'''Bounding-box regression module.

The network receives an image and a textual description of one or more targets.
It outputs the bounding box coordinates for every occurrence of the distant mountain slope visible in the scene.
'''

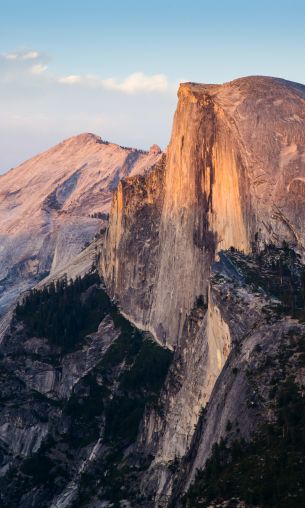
[0,133,161,315]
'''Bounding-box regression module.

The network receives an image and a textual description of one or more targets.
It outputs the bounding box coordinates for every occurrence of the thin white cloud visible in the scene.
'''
[2,49,174,95]
[4,53,18,60]
[22,51,40,60]
[1,50,41,61]
[31,64,48,75]
[101,72,168,93]
[57,71,170,94]
[57,75,83,84]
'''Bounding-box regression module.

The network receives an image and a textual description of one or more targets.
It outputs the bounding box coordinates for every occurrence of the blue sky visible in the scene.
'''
[1,0,305,172]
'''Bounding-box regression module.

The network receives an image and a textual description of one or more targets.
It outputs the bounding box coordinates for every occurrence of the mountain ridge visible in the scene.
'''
[0,133,161,317]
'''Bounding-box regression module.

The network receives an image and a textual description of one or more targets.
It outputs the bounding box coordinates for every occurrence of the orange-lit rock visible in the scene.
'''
[101,76,305,505]
[102,76,305,349]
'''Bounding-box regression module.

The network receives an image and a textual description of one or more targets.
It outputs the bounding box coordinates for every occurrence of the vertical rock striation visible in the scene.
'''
[102,77,305,348]
[101,154,166,342]
[101,76,305,505]
[137,290,231,506]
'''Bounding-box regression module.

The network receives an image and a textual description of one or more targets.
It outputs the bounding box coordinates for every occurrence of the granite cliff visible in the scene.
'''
[102,76,305,347]
[100,76,305,505]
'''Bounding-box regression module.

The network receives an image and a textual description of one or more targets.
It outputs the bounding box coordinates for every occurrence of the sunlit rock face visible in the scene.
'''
[0,133,161,315]
[101,76,305,505]
[103,76,305,349]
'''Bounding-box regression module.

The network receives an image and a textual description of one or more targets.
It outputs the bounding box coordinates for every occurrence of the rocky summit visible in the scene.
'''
[1,76,305,508]
[0,134,161,317]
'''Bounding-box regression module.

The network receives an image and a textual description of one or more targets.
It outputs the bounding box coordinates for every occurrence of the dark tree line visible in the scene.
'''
[228,243,305,320]
[15,272,113,352]
[183,379,305,508]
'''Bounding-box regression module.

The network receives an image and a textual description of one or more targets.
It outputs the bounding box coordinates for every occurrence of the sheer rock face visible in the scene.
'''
[102,76,305,350]
[0,134,160,315]
[137,292,231,505]
[101,76,305,505]
[101,155,166,340]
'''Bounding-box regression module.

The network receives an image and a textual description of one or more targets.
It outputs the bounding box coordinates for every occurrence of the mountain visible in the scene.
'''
[103,76,305,348]
[0,133,161,316]
[100,76,305,505]
[1,76,305,508]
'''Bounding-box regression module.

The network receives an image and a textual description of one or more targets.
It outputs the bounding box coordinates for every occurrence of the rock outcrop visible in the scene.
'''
[172,247,305,507]
[0,271,172,508]
[0,134,161,316]
[102,77,305,349]
[100,76,305,505]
